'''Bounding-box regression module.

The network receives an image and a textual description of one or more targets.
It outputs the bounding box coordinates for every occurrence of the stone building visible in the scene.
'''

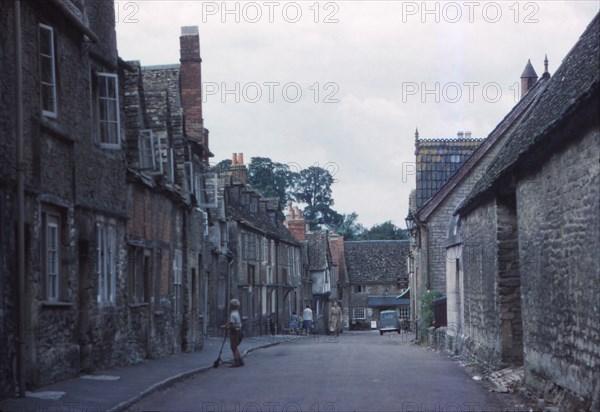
[345,241,410,330]
[408,133,482,323]
[121,26,212,358]
[408,61,550,340]
[0,0,128,396]
[454,14,599,410]
[220,156,303,336]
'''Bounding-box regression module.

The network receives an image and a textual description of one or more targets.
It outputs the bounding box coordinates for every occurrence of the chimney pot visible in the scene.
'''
[457,131,464,138]
[465,131,472,138]
[232,153,238,165]
[238,153,244,165]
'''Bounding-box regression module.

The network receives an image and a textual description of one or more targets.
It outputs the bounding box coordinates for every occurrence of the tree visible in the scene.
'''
[211,159,232,174]
[362,221,408,240]
[335,212,366,240]
[293,166,341,228]
[247,157,297,206]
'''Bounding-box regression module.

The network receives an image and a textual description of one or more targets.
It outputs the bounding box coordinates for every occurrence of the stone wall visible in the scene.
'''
[516,128,600,410]
[459,200,502,367]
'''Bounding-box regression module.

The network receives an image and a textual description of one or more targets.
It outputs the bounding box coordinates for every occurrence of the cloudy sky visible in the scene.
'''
[116,1,599,228]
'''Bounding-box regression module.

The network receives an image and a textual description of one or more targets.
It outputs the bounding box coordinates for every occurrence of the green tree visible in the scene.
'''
[211,159,232,174]
[293,166,342,228]
[362,221,408,240]
[335,212,366,240]
[247,157,297,206]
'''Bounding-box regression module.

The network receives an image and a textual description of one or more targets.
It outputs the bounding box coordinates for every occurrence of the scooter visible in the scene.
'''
[212,330,228,368]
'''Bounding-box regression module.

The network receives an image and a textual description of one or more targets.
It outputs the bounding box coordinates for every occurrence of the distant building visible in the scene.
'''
[345,241,410,330]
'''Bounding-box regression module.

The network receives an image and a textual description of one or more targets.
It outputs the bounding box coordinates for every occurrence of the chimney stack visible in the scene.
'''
[180,26,203,140]
[284,201,306,241]
[229,152,247,185]
[520,59,538,98]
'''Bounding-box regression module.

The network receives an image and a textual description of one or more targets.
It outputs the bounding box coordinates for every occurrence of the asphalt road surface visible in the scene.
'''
[129,331,529,412]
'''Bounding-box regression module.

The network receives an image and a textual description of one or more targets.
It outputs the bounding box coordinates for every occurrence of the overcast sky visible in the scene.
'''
[116,1,599,228]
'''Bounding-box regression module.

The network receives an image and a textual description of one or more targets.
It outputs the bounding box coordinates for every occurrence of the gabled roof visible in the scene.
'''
[416,72,551,222]
[225,187,299,245]
[460,12,600,214]
[345,241,410,283]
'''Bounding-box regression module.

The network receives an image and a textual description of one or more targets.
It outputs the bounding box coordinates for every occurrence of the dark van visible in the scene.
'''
[378,310,400,335]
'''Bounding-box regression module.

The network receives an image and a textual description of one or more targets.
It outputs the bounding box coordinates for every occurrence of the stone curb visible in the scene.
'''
[109,338,293,412]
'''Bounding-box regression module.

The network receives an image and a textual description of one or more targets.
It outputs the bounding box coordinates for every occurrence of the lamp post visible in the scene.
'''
[405,211,416,237]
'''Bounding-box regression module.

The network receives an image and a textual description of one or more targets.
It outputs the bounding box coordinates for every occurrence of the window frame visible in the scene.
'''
[39,24,58,118]
[138,129,162,173]
[173,249,183,316]
[353,307,366,320]
[94,72,121,149]
[44,213,61,301]
[97,222,117,305]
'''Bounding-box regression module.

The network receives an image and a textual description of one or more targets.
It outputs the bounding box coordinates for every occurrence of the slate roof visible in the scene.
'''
[225,187,299,245]
[345,241,410,283]
[415,138,483,210]
[306,231,330,271]
[460,12,600,213]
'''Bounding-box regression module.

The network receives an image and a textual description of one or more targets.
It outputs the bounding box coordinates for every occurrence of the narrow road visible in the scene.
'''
[130,331,527,412]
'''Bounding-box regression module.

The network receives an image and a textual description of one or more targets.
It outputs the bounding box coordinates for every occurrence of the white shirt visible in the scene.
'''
[302,308,313,321]
[230,310,241,331]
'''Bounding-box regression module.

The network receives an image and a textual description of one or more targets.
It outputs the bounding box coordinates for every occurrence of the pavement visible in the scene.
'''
[0,333,305,412]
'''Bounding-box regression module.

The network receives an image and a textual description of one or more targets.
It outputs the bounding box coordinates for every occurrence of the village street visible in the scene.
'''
[130,331,529,412]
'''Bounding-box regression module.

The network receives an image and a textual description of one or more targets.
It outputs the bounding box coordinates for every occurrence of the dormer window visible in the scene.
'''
[138,130,162,173]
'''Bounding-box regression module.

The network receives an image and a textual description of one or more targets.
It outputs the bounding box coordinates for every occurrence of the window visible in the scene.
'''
[43,213,60,301]
[242,232,258,261]
[138,130,162,173]
[202,211,209,237]
[450,154,461,163]
[197,173,218,208]
[94,72,120,148]
[164,148,175,184]
[399,306,410,319]
[353,307,366,320]
[173,250,183,316]
[128,246,149,304]
[39,24,57,117]
[97,222,116,305]
[184,161,193,195]
[354,284,366,293]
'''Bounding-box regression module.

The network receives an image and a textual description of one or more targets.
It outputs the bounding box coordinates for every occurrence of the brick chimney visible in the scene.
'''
[520,59,538,98]
[229,152,247,185]
[179,26,203,140]
[284,201,306,241]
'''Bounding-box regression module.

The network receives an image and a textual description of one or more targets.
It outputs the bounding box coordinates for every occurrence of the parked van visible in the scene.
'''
[378,310,400,335]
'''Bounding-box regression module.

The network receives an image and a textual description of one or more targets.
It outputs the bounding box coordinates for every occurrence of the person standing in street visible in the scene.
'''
[302,305,313,335]
[224,299,244,367]
[329,301,342,337]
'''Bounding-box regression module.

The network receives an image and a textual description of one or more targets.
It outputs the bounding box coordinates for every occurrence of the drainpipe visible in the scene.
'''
[15,0,27,397]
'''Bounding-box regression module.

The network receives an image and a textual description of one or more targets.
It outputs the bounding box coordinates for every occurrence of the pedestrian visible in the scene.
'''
[224,299,244,368]
[329,301,342,337]
[290,311,299,334]
[302,305,313,335]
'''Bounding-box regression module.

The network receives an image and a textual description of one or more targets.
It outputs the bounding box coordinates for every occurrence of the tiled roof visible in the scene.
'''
[415,138,483,210]
[306,231,330,271]
[460,12,600,213]
[345,241,410,283]
[226,188,299,245]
